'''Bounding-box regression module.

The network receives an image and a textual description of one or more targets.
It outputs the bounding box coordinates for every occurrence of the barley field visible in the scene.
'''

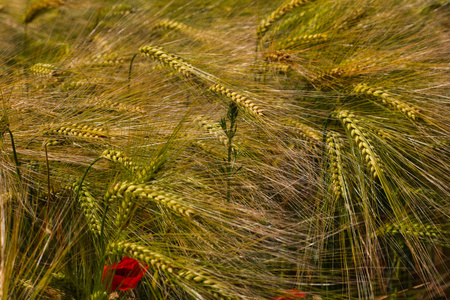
[0,0,449,299]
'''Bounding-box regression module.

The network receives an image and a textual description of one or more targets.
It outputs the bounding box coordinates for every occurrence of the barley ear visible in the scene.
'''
[353,83,420,121]
[209,84,264,117]
[24,0,63,24]
[337,110,384,179]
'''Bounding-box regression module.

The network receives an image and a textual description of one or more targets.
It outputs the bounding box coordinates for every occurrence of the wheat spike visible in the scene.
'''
[107,242,235,299]
[326,132,346,200]
[263,50,293,63]
[104,181,195,217]
[154,19,191,32]
[42,122,107,139]
[279,33,328,49]
[90,291,108,300]
[270,11,307,35]
[101,149,135,170]
[139,45,197,78]
[73,183,102,235]
[255,62,291,74]
[258,0,316,37]
[283,118,322,144]
[177,269,236,300]
[29,63,58,77]
[337,110,384,179]
[24,0,62,24]
[107,241,176,273]
[194,116,235,149]
[353,83,420,121]
[378,220,449,247]
[94,98,144,114]
[209,84,264,117]
[134,155,165,182]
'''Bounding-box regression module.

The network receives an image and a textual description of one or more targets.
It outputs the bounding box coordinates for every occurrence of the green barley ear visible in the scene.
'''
[337,110,384,179]
[89,290,107,300]
[104,181,195,218]
[278,33,328,49]
[101,149,135,170]
[29,63,57,77]
[107,241,177,273]
[194,116,235,149]
[378,219,450,247]
[72,182,102,236]
[326,132,347,201]
[353,83,420,121]
[24,0,63,24]
[134,154,166,182]
[107,241,236,299]
[257,0,316,39]
[208,84,264,117]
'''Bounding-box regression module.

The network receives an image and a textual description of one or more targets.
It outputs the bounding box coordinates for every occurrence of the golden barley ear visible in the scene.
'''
[337,110,384,180]
[139,45,198,79]
[209,84,264,117]
[42,122,108,140]
[353,83,420,121]
[326,131,347,201]
[104,181,195,218]
[107,241,237,299]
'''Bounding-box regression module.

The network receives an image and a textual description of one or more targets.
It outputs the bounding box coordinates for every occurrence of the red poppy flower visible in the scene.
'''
[270,289,306,300]
[102,257,149,292]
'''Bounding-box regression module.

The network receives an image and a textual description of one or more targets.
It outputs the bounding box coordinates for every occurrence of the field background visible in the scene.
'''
[0,0,449,299]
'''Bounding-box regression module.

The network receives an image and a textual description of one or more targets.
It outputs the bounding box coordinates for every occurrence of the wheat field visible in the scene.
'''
[0,0,449,299]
